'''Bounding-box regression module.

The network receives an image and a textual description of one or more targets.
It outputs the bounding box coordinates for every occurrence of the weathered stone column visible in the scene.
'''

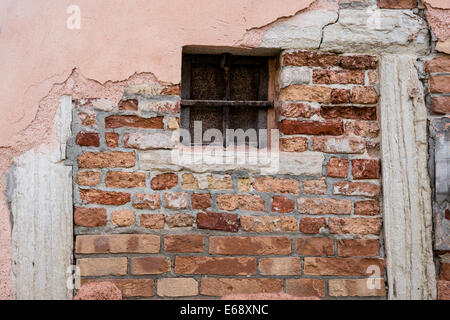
[379,55,436,300]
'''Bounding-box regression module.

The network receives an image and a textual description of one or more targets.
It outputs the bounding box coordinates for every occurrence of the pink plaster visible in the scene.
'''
[0,0,319,299]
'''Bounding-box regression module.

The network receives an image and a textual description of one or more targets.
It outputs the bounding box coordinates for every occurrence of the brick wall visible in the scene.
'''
[72,51,386,299]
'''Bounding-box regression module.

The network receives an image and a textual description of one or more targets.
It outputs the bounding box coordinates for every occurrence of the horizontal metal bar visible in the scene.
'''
[181,100,273,108]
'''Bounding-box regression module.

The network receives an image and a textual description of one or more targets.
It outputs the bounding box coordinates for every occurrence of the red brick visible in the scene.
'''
[311,136,365,154]
[175,257,256,275]
[78,151,136,168]
[105,115,164,129]
[345,120,379,138]
[280,102,311,118]
[271,196,295,213]
[216,194,266,212]
[165,213,194,227]
[329,217,382,235]
[352,159,380,179]
[191,193,211,209]
[253,177,299,194]
[352,86,378,104]
[209,236,291,255]
[110,210,135,226]
[280,119,344,135]
[157,278,198,297]
[105,132,119,148]
[285,279,325,298]
[296,237,334,256]
[197,211,239,232]
[313,69,365,84]
[329,279,386,297]
[78,258,127,276]
[118,99,138,111]
[112,279,154,298]
[331,88,351,104]
[200,278,283,296]
[280,137,309,152]
[79,189,130,205]
[326,158,349,178]
[354,200,380,216]
[132,193,160,210]
[161,84,180,95]
[75,234,160,254]
[441,263,450,281]
[140,214,165,229]
[304,257,384,276]
[438,280,450,300]
[283,51,339,67]
[241,216,298,232]
[425,56,450,73]
[105,171,146,188]
[302,179,327,195]
[76,131,100,147]
[339,55,378,70]
[76,171,101,186]
[338,239,380,257]
[378,0,417,9]
[297,198,352,215]
[164,235,204,253]
[164,192,188,209]
[259,257,301,275]
[131,257,171,275]
[78,111,96,126]
[74,207,107,227]
[151,173,178,190]
[320,106,377,120]
[333,181,380,197]
[431,96,450,114]
[300,217,327,234]
[429,75,450,93]
[280,85,331,103]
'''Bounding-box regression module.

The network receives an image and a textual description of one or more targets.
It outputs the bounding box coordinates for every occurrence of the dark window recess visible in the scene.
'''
[181,53,273,147]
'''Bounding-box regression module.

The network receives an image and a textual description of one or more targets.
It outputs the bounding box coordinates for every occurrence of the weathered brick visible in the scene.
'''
[118,99,138,111]
[280,102,311,118]
[259,257,301,275]
[79,189,130,205]
[297,198,352,215]
[279,137,309,152]
[331,88,351,104]
[105,171,146,188]
[320,106,377,120]
[313,70,365,84]
[431,96,450,114]
[164,192,188,209]
[378,0,417,9]
[78,257,128,276]
[131,257,171,275]
[311,136,365,154]
[140,214,165,229]
[339,55,378,70]
[425,56,450,73]
[112,279,154,298]
[164,235,204,253]
[303,179,327,195]
[165,213,194,227]
[167,117,180,130]
[157,278,198,297]
[207,174,233,190]
[296,238,334,256]
[197,211,239,232]
[441,263,450,281]
[241,216,298,232]
[304,257,384,276]
[110,209,135,227]
[283,51,339,67]
[329,217,382,235]
[200,278,283,296]
[326,158,349,178]
[139,100,180,113]
[76,131,100,147]
[78,151,136,168]
[105,115,164,129]
[280,85,331,103]
[300,217,327,234]
[333,181,380,197]
[74,207,107,227]
[285,279,325,298]
[76,171,101,186]
[368,70,378,84]
[78,111,96,126]
[354,200,380,216]
[75,234,160,254]
[238,178,251,192]
[175,257,256,275]
[345,120,379,138]
[253,177,299,194]
[216,194,266,212]
[191,193,211,209]
[338,239,380,257]
[329,279,386,297]
[438,280,450,300]
[352,159,380,179]
[151,173,178,190]
[123,132,176,150]
[181,173,198,189]
[280,119,344,135]
[271,196,295,213]
[132,193,160,210]
[209,236,291,255]
[105,132,119,148]
[429,75,450,93]
[352,86,378,104]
